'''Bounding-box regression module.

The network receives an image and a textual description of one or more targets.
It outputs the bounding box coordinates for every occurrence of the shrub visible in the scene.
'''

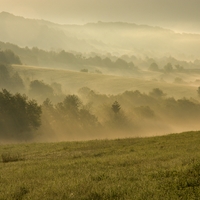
[1,152,24,163]
[80,69,88,73]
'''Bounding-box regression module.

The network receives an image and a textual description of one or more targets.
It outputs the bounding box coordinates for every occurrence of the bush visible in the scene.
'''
[80,69,88,73]
[1,152,24,163]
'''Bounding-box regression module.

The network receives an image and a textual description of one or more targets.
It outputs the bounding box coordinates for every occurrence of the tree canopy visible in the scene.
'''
[0,89,42,140]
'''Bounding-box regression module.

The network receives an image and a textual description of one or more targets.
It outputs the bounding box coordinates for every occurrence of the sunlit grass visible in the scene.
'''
[1,131,200,199]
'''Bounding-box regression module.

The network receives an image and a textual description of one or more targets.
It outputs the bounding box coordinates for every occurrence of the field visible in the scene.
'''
[1,131,200,199]
[13,65,198,98]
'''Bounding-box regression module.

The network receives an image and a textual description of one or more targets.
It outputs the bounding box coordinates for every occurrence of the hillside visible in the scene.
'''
[13,64,198,98]
[1,131,200,199]
[1,12,200,142]
[0,63,200,142]
[0,12,93,52]
[1,12,200,59]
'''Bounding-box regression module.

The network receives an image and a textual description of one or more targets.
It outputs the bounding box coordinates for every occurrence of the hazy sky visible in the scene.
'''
[0,0,200,32]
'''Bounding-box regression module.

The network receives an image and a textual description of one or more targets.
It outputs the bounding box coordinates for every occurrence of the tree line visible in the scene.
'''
[0,49,21,65]
[1,64,200,141]
[1,42,199,76]
[2,84,200,141]
[0,89,41,140]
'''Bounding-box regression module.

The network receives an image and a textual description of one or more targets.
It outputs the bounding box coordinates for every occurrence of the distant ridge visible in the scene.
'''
[0,12,167,29]
[85,21,172,32]
[1,12,200,59]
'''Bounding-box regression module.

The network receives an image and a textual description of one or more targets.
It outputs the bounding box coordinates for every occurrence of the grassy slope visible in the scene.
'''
[1,131,200,199]
[13,65,197,98]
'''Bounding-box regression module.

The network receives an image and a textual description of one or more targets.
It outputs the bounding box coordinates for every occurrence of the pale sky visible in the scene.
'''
[0,0,200,32]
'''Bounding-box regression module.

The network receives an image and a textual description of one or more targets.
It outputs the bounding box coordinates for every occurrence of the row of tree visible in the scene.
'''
[2,41,199,70]
[0,49,21,65]
[0,89,41,140]
[0,89,124,140]
[149,62,184,73]
[2,85,200,141]
[1,64,200,141]
[1,43,197,76]
[0,64,25,93]
[0,64,65,101]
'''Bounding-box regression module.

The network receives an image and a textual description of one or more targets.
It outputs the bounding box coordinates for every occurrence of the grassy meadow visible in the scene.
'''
[1,131,200,199]
[13,64,198,98]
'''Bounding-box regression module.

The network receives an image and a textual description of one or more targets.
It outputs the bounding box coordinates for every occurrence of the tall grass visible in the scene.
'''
[0,131,200,199]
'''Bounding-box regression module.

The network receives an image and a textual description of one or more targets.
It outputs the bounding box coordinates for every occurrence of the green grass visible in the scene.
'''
[1,131,200,199]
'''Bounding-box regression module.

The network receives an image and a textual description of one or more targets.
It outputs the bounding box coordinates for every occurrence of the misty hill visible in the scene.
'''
[13,64,197,99]
[0,12,93,52]
[1,12,200,59]
[1,41,200,92]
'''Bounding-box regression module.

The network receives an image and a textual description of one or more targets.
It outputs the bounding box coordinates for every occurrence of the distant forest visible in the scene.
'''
[1,64,200,141]
[1,41,200,75]
[1,43,200,141]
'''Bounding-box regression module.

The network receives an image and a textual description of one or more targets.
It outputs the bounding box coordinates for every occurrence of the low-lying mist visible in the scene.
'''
[1,12,200,60]
[34,87,200,142]
[1,69,200,143]
[1,47,200,143]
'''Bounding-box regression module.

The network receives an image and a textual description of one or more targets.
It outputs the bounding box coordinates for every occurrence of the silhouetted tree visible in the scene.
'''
[29,80,54,101]
[0,89,42,139]
[4,50,22,65]
[149,88,166,98]
[164,63,173,73]
[0,64,10,87]
[57,50,76,64]
[0,50,21,65]
[0,64,25,92]
[0,51,7,64]
[197,87,200,97]
[87,56,102,66]
[42,98,57,126]
[102,57,113,67]
[56,95,82,121]
[112,101,121,114]
[43,98,54,109]
[115,58,129,69]
[80,69,88,73]
[79,108,99,129]
[11,72,25,92]
[175,64,184,72]
[106,101,130,130]
[51,82,62,95]
[128,62,136,69]
[174,77,184,84]
[78,87,92,97]
[149,62,159,71]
